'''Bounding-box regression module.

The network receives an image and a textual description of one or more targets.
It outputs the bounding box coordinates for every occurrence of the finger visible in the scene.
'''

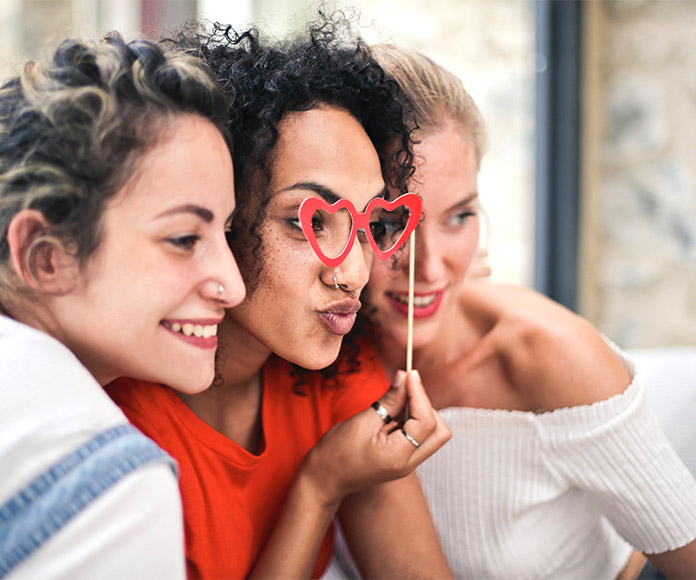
[395,410,451,469]
[401,370,436,426]
[399,371,450,451]
[375,369,407,418]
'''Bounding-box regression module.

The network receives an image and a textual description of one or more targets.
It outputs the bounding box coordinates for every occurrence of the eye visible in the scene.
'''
[311,214,324,233]
[287,217,302,231]
[449,210,475,226]
[369,220,387,243]
[370,219,403,244]
[290,214,325,235]
[168,235,200,251]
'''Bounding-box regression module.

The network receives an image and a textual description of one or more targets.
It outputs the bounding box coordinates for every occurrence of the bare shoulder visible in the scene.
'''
[462,283,633,410]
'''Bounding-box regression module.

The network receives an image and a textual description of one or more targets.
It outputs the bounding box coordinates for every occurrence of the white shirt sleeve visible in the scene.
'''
[540,379,696,554]
[11,464,185,580]
[1,316,186,579]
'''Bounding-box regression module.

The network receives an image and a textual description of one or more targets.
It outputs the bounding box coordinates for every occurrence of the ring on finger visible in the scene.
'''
[402,428,420,448]
[371,401,392,423]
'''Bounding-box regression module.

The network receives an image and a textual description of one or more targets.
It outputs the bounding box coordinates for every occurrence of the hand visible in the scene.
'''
[299,369,451,508]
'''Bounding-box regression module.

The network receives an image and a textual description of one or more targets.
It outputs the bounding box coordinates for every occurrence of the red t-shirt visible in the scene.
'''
[106,346,389,579]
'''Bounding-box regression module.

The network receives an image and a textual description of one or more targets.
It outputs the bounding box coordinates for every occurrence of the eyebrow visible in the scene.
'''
[154,204,214,223]
[280,181,388,210]
[447,192,479,213]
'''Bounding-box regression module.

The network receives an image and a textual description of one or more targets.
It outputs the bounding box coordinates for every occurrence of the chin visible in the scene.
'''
[293,345,342,371]
[164,369,215,394]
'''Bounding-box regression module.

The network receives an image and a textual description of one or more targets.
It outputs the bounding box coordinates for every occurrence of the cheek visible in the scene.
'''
[368,260,399,293]
[255,242,320,301]
[451,228,480,278]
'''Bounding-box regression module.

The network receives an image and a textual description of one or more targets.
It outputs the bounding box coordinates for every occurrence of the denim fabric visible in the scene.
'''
[636,559,668,580]
[0,424,176,577]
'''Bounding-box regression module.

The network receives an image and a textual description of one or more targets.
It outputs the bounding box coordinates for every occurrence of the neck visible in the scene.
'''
[176,315,270,453]
[215,315,272,388]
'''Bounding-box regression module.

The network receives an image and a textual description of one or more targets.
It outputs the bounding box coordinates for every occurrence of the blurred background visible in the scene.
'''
[2,0,695,349]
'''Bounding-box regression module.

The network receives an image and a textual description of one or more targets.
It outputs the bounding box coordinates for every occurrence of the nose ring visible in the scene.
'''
[332,272,340,289]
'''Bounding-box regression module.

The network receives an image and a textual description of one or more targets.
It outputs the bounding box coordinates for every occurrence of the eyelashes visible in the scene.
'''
[167,235,200,251]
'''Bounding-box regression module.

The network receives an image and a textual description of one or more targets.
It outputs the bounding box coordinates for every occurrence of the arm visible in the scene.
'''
[249,370,451,579]
[338,473,453,579]
[647,540,696,579]
[14,465,185,579]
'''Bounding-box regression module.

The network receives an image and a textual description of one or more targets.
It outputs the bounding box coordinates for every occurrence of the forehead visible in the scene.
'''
[113,115,235,214]
[411,126,478,208]
[269,107,385,209]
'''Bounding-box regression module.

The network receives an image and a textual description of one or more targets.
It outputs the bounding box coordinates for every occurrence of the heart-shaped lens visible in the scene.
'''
[368,203,412,253]
[306,206,354,261]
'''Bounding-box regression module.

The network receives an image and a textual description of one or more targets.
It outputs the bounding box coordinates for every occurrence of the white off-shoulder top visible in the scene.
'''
[417,350,696,579]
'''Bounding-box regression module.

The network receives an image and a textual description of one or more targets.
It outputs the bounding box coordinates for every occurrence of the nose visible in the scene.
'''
[407,226,445,283]
[204,237,246,307]
[333,236,372,292]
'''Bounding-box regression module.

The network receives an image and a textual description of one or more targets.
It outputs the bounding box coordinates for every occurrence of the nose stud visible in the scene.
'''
[332,272,340,289]
[218,283,225,298]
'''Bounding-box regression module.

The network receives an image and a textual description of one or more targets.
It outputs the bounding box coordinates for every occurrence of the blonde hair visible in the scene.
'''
[372,44,487,168]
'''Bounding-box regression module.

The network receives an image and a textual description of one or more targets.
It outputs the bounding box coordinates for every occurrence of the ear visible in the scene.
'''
[6,209,77,294]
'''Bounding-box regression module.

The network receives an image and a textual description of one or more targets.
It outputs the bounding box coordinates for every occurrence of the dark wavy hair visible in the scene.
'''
[170,13,415,388]
[0,32,228,314]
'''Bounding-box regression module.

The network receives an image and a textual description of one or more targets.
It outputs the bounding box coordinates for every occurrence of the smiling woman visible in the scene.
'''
[0,33,245,577]
[354,42,696,580]
[50,114,244,391]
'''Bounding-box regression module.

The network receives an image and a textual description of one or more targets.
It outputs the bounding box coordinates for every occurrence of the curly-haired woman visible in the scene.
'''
[107,18,452,580]
[0,34,245,577]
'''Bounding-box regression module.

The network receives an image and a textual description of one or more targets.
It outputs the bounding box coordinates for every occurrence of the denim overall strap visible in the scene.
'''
[0,424,177,577]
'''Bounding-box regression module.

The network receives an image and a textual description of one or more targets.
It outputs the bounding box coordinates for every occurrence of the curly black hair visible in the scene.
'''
[169,12,415,389]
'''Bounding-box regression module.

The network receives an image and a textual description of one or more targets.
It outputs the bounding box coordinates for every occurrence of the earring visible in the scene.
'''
[332,272,340,289]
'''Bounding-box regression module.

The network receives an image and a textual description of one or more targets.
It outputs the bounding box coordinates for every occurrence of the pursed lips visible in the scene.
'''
[318,298,361,336]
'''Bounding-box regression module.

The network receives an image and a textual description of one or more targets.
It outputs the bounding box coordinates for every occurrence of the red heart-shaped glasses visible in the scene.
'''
[298,193,422,267]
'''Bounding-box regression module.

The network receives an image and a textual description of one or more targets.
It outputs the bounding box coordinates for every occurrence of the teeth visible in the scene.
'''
[391,293,438,307]
[165,321,218,338]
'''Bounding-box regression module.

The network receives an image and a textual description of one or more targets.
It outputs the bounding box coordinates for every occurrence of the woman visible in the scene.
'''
[359,44,696,579]
[0,33,245,577]
[106,21,452,580]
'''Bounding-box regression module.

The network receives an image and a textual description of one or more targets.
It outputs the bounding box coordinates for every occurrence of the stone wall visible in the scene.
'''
[582,0,696,347]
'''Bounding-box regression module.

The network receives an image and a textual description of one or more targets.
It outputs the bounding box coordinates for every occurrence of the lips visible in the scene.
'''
[385,290,444,319]
[319,298,361,336]
[161,319,220,349]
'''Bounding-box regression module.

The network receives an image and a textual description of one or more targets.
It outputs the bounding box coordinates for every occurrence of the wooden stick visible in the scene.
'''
[402,229,416,422]
[406,228,415,373]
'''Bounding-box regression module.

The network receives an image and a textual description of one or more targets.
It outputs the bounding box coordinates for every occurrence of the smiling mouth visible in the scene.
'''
[161,321,218,338]
[387,292,440,308]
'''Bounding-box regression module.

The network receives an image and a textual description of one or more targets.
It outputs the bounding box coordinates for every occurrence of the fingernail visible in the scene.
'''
[393,369,407,386]
[408,369,422,385]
